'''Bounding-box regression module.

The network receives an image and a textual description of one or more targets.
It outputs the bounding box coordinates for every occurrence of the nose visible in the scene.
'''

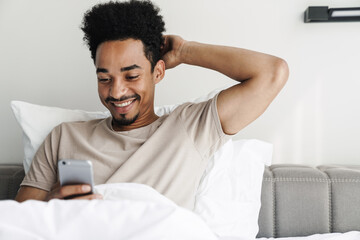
[109,78,128,100]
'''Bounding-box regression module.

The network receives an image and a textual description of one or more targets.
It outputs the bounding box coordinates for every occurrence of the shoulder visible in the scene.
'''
[54,117,109,135]
[170,93,219,118]
[156,90,221,117]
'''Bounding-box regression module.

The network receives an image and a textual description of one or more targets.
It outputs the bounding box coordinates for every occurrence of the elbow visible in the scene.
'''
[271,57,289,90]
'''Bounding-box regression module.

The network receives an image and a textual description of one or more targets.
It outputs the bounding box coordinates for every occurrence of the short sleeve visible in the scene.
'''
[20,125,61,191]
[177,93,232,159]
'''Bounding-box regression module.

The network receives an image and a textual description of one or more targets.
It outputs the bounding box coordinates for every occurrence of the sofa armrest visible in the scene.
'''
[257,164,360,238]
[0,164,25,200]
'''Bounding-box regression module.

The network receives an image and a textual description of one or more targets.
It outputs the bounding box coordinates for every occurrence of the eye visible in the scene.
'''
[98,78,111,83]
[126,75,139,80]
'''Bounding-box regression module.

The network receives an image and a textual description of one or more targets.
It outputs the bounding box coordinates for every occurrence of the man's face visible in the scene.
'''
[95,39,164,131]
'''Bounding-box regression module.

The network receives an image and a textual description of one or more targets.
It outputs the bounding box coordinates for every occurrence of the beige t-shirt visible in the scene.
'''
[22,95,230,209]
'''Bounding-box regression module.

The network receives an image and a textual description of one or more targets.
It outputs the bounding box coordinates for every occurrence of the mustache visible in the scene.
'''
[105,94,141,103]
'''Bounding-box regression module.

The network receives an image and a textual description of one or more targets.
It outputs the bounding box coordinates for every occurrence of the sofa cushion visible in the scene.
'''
[0,165,25,200]
[257,164,360,238]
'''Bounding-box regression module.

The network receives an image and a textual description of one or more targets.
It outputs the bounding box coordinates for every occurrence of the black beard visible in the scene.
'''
[112,113,139,127]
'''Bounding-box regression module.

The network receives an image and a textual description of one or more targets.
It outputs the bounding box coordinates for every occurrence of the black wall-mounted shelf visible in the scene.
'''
[304,6,360,23]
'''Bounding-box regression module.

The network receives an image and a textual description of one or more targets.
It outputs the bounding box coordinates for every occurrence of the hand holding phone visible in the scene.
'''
[58,159,95,192]
[44,159,102,200]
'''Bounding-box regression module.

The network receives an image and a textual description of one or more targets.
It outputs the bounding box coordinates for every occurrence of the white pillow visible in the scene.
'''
[10,89,271,239]
[194,138,272,239]
[10,101,111,173]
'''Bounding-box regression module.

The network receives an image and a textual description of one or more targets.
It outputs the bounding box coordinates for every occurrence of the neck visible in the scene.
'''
[112,111,159,131]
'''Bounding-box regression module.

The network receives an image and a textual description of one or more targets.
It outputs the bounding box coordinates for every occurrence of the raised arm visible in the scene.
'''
[161,35,289,135]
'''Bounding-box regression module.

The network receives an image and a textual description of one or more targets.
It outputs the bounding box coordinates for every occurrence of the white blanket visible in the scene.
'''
[0,183,217,240]
[0,183,359,240]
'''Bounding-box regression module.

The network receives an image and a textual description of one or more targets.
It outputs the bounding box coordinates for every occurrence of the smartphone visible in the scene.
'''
[58,159,95,194]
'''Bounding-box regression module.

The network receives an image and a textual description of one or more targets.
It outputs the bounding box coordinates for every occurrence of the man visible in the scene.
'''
[16,0,288,209]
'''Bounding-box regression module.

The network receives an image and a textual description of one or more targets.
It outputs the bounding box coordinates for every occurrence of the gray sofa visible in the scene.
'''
[1,164,360,238]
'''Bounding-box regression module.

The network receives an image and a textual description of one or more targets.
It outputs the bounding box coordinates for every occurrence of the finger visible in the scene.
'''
[58,184,92,199]
[72,194,103,200]
[160,40,170,56]
[162,35,168,46]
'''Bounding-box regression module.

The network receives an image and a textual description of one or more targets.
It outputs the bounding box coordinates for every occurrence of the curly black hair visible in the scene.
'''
[81,0,165,70]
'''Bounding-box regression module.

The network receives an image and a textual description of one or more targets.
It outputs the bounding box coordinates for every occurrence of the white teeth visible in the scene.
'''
[114,100,133,107]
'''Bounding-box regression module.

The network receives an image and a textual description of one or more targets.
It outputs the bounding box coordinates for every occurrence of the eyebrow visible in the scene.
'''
[96,64,141,74]
[96,68,108,73]
[120,64,141,72]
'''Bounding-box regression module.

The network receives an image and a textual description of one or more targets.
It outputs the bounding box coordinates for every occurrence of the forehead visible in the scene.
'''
[95,39,149,69]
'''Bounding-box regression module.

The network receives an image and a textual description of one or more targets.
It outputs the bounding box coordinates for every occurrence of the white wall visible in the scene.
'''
[1,0,360,166]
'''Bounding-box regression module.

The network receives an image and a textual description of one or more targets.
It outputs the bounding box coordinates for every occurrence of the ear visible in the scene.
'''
[153,60,165,84]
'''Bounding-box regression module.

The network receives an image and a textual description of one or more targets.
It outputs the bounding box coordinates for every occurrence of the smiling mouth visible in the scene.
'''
[105,94,140,115]
[113,99,135,107]
[110,98,138,115]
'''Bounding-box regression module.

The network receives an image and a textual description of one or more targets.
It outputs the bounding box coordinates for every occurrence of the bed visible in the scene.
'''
[1,97,360,239]
[1,163,359,240]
